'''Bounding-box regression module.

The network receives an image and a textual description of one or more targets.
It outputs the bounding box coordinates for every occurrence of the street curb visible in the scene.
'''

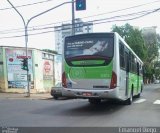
[0,97,53,100]
[0,93,53,100]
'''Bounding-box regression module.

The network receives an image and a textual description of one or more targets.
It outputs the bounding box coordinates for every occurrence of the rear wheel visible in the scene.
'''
[136,92,141,98]
[125,89,133,105]
[88,99,101,104]
[136,85,143,98]
[53,95,58,100]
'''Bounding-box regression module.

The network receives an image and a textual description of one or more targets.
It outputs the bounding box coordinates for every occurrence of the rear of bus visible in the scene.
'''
[62,33,118,100]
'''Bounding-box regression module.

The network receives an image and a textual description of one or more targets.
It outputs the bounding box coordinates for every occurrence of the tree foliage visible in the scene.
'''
[112,23,147,61]
[142,29,159,82]
[143,31,159,64]
[111,23,159,83]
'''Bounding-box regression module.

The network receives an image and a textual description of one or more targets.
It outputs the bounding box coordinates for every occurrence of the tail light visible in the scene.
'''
[110,71,117,89]
[62,72,67,88]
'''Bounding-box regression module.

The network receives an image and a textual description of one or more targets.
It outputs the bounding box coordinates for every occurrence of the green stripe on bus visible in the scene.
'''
[129,72,143,93]
[64,60,113,79]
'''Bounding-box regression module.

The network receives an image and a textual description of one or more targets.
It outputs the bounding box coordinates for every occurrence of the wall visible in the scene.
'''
[33,50,55,93]
[0,48,4,92]
[42,59,54,92]
[54,55,62,84]
[0,47,55,93]
[32,49,44,93]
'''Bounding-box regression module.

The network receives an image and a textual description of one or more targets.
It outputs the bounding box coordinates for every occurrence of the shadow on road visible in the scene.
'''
[30,99,127,117]
[65,100,126,116]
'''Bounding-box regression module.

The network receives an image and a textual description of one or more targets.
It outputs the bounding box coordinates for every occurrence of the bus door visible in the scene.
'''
[125,51,129,96]
[137,62,140,93]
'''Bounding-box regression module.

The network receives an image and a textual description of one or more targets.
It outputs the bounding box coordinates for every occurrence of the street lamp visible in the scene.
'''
[7,0,73,97]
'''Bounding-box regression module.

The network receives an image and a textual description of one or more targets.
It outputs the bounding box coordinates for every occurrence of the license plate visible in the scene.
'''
[82,92,92,96]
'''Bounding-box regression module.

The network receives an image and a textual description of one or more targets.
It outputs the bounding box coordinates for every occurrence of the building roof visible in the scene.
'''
[0,45,57,55]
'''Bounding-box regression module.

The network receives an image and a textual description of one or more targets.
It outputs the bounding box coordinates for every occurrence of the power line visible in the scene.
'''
[1,8,159,39]
[87,9,154,24]
[81,0,160,20]
[0,8,158,35]
[0,19,70,34]
[12,9,157,33]
[94,8,160,25]
[0,0,56,11]
[0,0,160,34]
[0,8,159,40]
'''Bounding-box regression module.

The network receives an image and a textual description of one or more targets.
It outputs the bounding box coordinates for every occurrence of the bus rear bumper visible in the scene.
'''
[62,88,119,99]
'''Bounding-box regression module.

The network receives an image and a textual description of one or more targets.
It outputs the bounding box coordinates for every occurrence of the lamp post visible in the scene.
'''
[7,0,74,97]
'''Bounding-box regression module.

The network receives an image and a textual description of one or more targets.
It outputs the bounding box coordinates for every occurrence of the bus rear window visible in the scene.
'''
[64,34,114,66]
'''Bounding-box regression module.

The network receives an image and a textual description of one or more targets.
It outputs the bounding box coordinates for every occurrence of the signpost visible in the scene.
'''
[21,58,28,71]
[76,0,86,11]
[7,0,87,96]
[7,0,73,97]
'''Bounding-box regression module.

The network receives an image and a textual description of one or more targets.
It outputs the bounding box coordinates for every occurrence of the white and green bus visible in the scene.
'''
[62,32,143,105]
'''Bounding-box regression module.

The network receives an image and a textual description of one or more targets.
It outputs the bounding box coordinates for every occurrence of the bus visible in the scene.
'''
[62,32,143,105]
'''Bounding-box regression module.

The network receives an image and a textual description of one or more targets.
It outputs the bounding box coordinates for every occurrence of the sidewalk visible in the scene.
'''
[0,92,53,100]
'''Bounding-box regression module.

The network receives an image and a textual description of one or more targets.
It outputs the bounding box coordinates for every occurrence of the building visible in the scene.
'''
[54,18,93,54]
[0,46,55,93]
[142,26,157,35]
[74,18,93,35]
[142,26,157,45]
[54,18,93,83]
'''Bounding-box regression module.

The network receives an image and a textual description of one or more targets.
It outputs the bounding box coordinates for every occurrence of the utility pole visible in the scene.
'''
[72,0,75,35]
[7,0,30,97]
[7,0,73,97]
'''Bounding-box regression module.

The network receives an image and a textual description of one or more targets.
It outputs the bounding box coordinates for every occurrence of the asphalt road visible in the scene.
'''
[0,84,160,127]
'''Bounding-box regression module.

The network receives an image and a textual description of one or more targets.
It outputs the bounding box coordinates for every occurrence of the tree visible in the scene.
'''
[111,23,159,83]
[157,34,160,47]
[142,29,159,83]
[142,30,159,63]
[154,61,160,79]
[112,23,147,61]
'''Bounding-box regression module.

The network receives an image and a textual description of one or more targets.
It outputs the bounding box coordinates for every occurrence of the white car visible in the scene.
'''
[50,82,62,99]
[154,80,160,84]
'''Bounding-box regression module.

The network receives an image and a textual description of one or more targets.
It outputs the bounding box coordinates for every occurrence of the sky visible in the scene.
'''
[0,0,160,50]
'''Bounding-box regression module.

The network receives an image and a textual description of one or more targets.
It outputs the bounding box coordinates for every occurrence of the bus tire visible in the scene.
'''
[125,89,133,105]
[136,93,141,98]
[136,85,143,98]
[53,95,58,100]
[88,99,101,104]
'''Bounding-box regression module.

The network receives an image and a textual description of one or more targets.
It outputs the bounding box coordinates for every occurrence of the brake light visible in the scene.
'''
[110,71,117,89]
[62,72,67,88]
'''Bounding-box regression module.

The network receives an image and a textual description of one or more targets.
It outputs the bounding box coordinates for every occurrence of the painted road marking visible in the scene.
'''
[153,100,160,104]
[134,99,146,104]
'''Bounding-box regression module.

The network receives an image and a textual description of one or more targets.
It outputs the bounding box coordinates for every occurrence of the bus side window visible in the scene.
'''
[131,54,135,73]
[129,52,131,72]
[140,65,143,76]
[119,42,125,69]
[137,62,140,76]
[132,55,134,72]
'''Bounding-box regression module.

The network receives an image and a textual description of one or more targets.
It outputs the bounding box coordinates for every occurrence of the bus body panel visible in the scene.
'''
[64,60,113,90]
[62,32,143,102]
[62,87,119,99]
